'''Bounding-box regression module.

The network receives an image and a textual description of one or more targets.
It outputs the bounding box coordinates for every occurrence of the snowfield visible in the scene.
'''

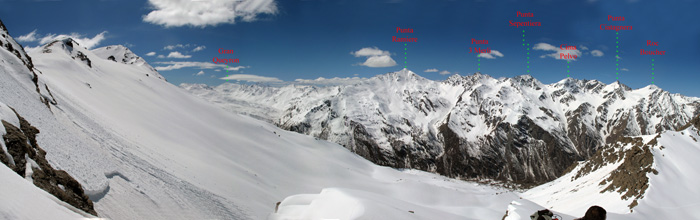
[4,37,519,219]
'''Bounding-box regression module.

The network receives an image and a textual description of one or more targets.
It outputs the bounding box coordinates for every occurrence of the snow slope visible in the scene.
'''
[16,36,521,219]
[504,124,700,219]
[0,164,89,220]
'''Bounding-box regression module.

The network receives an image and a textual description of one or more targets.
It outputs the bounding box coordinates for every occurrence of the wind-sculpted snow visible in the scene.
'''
[184,70,700,185]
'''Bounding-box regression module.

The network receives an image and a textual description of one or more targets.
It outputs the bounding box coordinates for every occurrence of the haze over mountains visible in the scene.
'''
[2,17,700,220]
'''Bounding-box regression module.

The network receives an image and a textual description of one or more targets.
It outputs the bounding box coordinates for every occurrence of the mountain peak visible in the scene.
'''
[92,45,143,65]
[40,37,82,54]
[510,74,543,89]
[91,45,164,80]
[372,69,425,82]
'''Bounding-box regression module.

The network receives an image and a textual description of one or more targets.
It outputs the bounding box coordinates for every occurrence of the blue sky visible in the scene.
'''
[1,0,699,96]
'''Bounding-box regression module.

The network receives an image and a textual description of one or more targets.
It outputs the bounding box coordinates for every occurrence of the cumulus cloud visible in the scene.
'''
[17,30,108,49]
[533,42,582,61]
[360,55,397,67]
[194,70,205,76]
[439,70,451,75]
[615,55,622,60]
[293,77,368,86]
[157,55,166,58]
[351,47,390,57]
[192,45,206,52]
[145,52,157,56]
[154,61,248,71]
[143,0,278,27]
[220,74,281,83]
[621,68,629,71]
[477,50,504,59]
[591,50,604,57]
[167,51,192,59]
[352,47,396,68]
[424,68,438,73]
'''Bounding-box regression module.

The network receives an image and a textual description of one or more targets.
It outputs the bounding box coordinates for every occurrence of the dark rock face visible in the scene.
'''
[436,115,578,187]
[1,108,97,216]
[74,51,92,68]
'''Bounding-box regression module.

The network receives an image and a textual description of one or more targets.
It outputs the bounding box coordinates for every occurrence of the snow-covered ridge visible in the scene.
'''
[183,70,700,185]
[92,45,164,80]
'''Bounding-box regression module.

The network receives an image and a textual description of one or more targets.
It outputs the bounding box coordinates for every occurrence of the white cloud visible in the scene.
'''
[360,55,397,67]
[533,42,582,61]
[351,47,390,57]
[164,44,186,50]
[192,45,206,52]
[194,70,205,76]
[621,68,629,71]
[18,30,108,49]
[143,0,278,27]
[615,55,622,60]
[16,30,38,42]
[351,47,396,68]
[293,77,368,86]
[157,55,165,58]
[221,74,281,83]
[580,45,589,50]
[154,61,248,71]
[225,66,247,71]
[591,50,604,57]
[424,68,438,73]
[167,51,192,59]
[477,50,504,59]
[145,52,157,56]
[439,70,451,75]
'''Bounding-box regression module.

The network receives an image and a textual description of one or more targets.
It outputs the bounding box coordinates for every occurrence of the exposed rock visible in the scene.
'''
[1,108,97,216]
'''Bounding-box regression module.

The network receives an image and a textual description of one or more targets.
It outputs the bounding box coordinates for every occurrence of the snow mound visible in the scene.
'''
[270,188,364,220]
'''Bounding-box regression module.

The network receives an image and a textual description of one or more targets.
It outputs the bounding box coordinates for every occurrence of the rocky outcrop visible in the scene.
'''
[0,108,97,216]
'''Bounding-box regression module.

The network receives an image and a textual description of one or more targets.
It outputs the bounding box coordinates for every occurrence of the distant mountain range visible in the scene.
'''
[183,69,700,185]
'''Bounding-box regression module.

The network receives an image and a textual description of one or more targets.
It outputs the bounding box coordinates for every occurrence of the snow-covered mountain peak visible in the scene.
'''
[606,80,632,92]
[42,37,80,53]
[33,39,165,80]
[443,74,466,86]
[371,69,426,83]
[91,45,163,79]
[92,45,143,65]
[510,74,543,89]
